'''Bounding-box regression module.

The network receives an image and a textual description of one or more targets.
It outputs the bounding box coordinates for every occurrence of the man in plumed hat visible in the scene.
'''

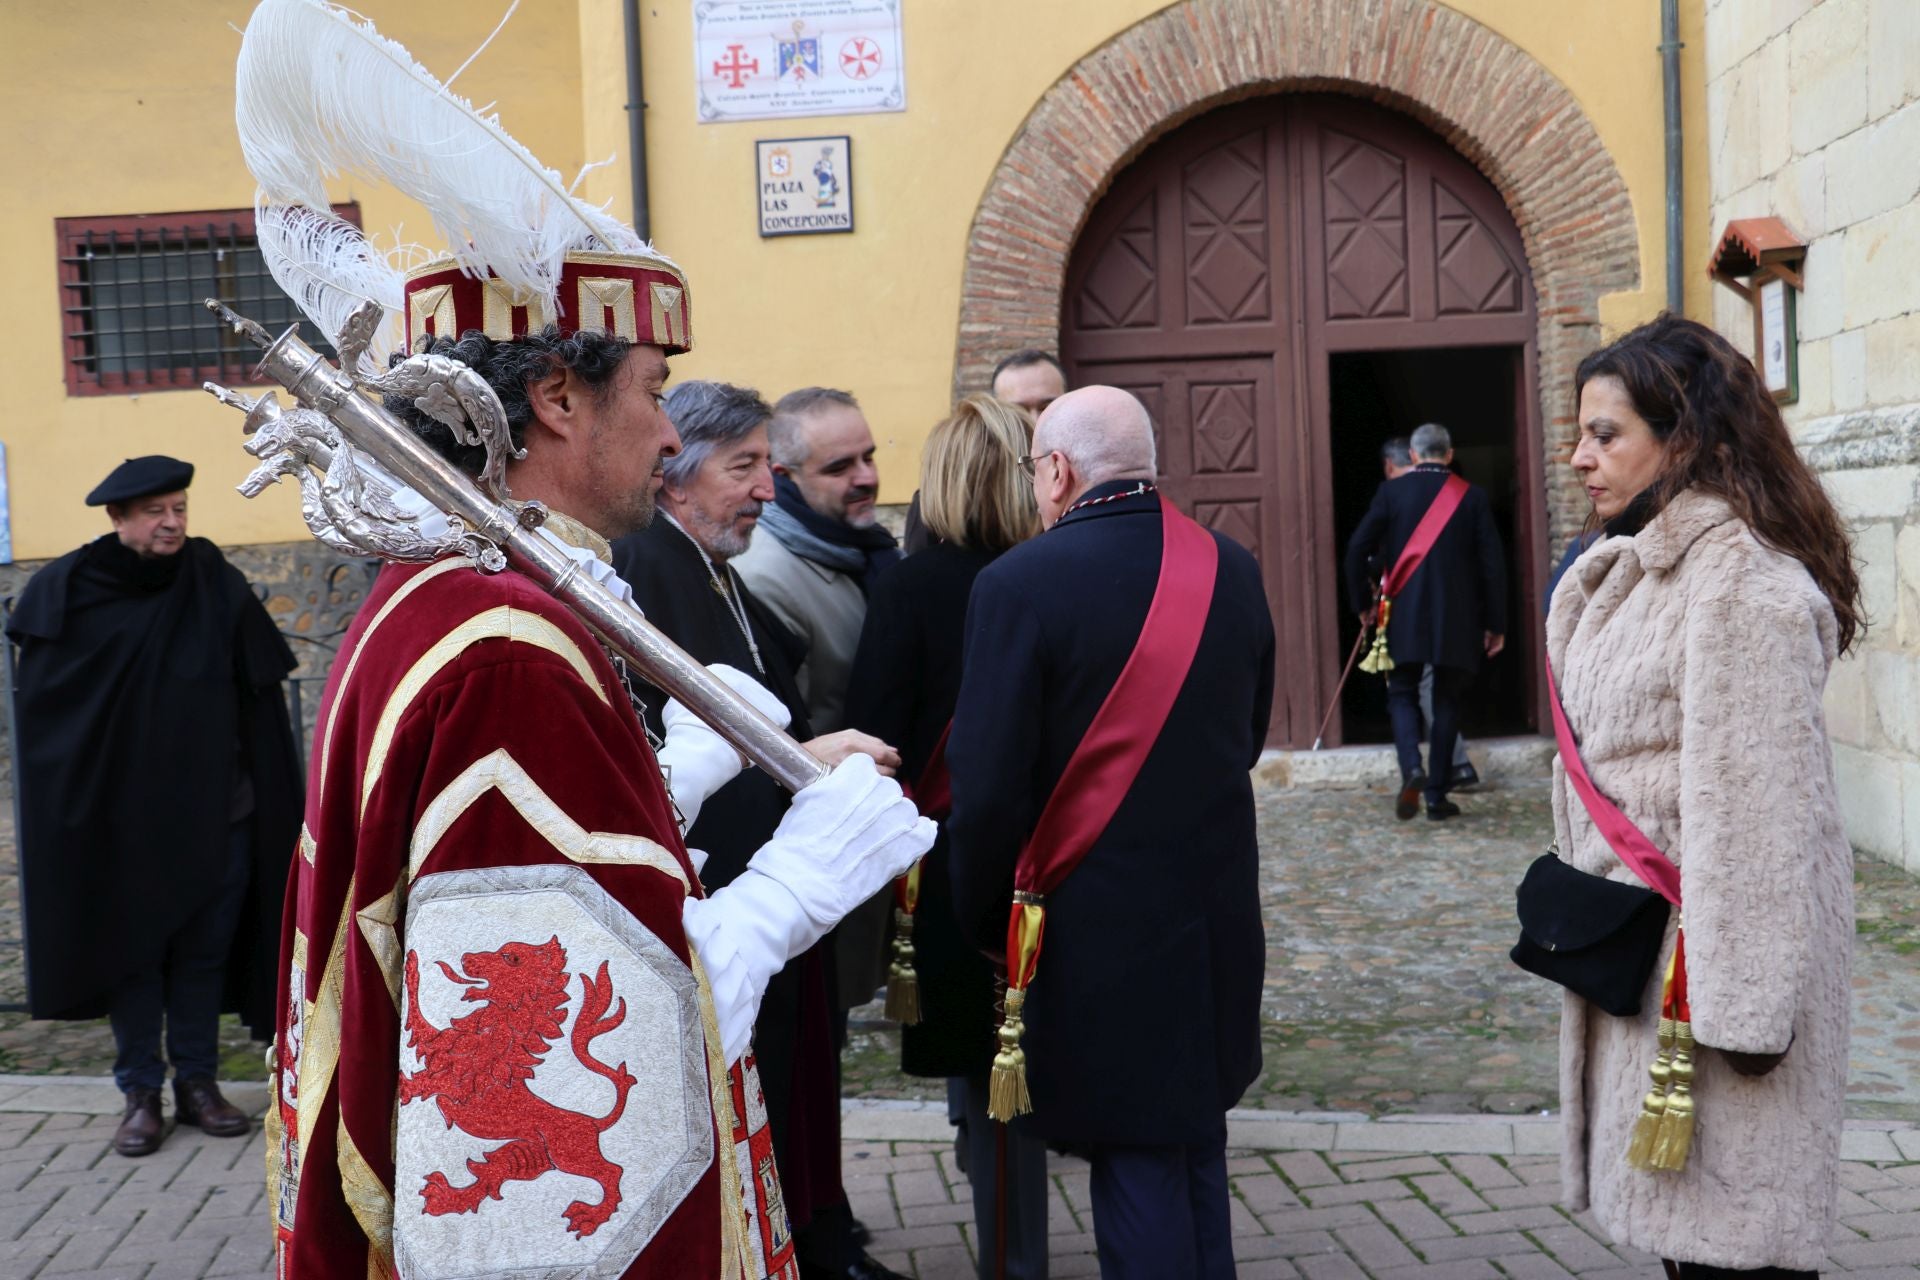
[6,455,302,1157]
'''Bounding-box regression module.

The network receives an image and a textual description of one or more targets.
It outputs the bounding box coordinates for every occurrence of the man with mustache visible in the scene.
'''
[610,380,909,1280]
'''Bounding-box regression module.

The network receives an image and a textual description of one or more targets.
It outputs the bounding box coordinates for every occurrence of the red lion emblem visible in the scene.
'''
[399,936,635,1237]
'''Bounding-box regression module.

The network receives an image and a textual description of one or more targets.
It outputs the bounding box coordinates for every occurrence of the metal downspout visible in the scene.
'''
[624,0,652,242]
[1661,0,1684,312]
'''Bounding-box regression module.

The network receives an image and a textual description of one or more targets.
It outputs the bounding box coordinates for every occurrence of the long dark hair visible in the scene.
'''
[1574,314,1863,654]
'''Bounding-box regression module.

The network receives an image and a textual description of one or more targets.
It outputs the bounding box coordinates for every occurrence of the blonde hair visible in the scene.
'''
[919,394,1040,552]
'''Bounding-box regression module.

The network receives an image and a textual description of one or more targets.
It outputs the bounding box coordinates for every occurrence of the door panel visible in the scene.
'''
[1061,93,1540,747]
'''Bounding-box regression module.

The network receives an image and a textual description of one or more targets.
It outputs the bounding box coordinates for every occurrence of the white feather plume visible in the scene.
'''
[236,0,662,354]
[252,200,406,373]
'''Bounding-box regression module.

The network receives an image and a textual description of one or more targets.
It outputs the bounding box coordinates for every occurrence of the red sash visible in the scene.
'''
[1546,657,1699,1171]
[1544,661,1679,905]
[988,494,1219,1120]
[1382,474,1470,601]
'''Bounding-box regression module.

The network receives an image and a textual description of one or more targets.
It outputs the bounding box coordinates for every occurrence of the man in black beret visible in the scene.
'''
[6,456,303,1156]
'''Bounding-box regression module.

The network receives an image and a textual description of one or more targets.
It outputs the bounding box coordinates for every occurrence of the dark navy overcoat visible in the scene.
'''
[945,481,1274,1147]
[1343,463,1508,672]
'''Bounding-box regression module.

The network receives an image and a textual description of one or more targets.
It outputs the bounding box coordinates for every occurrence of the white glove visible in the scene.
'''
[656,664,792,832]
[682,753,936,1062]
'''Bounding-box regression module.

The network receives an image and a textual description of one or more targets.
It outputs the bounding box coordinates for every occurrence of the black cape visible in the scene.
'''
[608,515,845,1226]
[7,534,302,1038]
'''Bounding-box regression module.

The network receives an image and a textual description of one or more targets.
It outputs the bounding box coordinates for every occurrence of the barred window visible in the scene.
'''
[57,207,358,397]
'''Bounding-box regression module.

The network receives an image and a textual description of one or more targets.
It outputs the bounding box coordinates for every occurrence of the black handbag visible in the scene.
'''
[1510,848,1671,1017]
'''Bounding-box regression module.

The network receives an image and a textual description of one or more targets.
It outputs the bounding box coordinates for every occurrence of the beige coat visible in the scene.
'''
[1546,489,1853,1270]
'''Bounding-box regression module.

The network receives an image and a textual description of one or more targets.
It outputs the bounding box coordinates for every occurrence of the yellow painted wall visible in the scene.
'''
[590,0,1709,504]
[2,0,1705,558]
[0,1,584,560]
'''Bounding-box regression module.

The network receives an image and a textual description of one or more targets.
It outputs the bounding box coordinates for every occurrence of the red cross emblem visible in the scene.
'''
[839,37,881,81]
[713,43,759,90]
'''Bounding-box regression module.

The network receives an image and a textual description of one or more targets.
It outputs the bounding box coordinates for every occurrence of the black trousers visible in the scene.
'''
[1672,1265,1817,1280]
[1387,662,1469,803]
[108,821,251,1092]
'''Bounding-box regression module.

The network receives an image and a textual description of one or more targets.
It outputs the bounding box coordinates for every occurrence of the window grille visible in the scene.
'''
[57,206,358,397]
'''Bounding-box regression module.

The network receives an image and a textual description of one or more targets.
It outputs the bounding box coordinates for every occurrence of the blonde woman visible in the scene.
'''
[845,393,1046,1278]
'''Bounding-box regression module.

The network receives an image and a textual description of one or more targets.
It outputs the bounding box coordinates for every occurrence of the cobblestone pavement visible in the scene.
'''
[3,776,1920,1276]
[847,778,1920,1122]
[1,1099,1916,1280]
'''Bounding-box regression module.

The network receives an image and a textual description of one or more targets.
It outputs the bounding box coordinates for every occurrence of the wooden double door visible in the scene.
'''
[1062,93,1543,748]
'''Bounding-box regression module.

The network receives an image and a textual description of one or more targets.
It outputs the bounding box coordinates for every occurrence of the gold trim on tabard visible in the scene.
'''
[407,284,457,350]
[318,558,468,798]
[690,947,749,1280]
[406,747,687,886]
[299,824,318,865]
[649,282,687,349]
[577,276,639,341]
[481,277,551,339]
[295,880,355,1154]
[291,929,310,973]
[355,875,406,1012]
[337,1119,395,1271]
[360,605,608,819]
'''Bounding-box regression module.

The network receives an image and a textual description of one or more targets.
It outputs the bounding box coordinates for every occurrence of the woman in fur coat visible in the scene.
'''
[1546,315,1862,1276]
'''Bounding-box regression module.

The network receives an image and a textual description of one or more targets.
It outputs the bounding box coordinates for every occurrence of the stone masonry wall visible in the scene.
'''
[1705,0,1920,874]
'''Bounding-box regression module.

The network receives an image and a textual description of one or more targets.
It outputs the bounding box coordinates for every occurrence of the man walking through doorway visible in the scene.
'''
[1344,423,1506,821]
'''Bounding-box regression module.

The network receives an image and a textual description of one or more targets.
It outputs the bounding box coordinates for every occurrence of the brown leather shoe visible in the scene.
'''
[174,1078,251,1137]
[112,1088,165,1157]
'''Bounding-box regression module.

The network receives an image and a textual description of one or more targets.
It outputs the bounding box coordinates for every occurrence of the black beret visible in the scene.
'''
[86,455,195,507]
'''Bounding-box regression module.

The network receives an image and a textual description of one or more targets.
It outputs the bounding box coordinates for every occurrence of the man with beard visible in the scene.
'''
[610,381,908,1280]
[735,387,902,1026]
[6,455,302,1157]
[232,4,934,1273]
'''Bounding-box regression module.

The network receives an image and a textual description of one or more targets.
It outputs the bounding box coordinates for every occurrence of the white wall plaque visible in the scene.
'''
[757,136,854,236]
[695,1,905,123]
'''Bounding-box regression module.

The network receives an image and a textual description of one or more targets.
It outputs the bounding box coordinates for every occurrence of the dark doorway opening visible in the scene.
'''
[1328,345,1533,745]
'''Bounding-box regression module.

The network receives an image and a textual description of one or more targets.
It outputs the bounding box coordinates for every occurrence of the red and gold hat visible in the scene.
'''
[403,250,691,355]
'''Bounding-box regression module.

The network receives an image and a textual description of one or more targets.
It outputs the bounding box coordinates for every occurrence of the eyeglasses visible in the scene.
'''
[1018,451,1052,478]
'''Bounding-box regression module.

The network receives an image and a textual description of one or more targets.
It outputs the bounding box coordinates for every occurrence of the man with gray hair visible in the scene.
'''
[1344,422,1506,821]
[947,385,1274,1278]
[1380,435,1414,479]
[610,380,910,1280]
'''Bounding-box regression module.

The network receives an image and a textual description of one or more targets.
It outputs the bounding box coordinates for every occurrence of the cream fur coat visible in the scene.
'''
[1546,489,1853,1270]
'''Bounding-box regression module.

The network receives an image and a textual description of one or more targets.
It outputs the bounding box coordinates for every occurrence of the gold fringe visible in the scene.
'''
[1358,634,1393,674]
[1626,1017,1676,1170]
[1647,1020,1696,1170]
[1358,610,1394,675]
[987,987,1031,1122]
[883,908,921,1025]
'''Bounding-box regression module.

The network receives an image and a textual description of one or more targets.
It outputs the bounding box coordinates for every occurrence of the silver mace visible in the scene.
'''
[200,299,826,794]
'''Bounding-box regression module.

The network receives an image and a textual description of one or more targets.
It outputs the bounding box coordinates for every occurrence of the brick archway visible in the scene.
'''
[952,0,1641,550]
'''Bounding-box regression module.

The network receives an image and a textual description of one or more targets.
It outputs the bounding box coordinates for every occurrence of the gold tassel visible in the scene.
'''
[1358,599,1395,674]
[1648,1019,1696,1170]
[987,987,1032,1121]
[1626,1016,1676,1169]
[883,907,921,1025]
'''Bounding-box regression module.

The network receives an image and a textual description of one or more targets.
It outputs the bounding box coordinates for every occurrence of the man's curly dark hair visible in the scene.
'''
[386,326,632,476]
